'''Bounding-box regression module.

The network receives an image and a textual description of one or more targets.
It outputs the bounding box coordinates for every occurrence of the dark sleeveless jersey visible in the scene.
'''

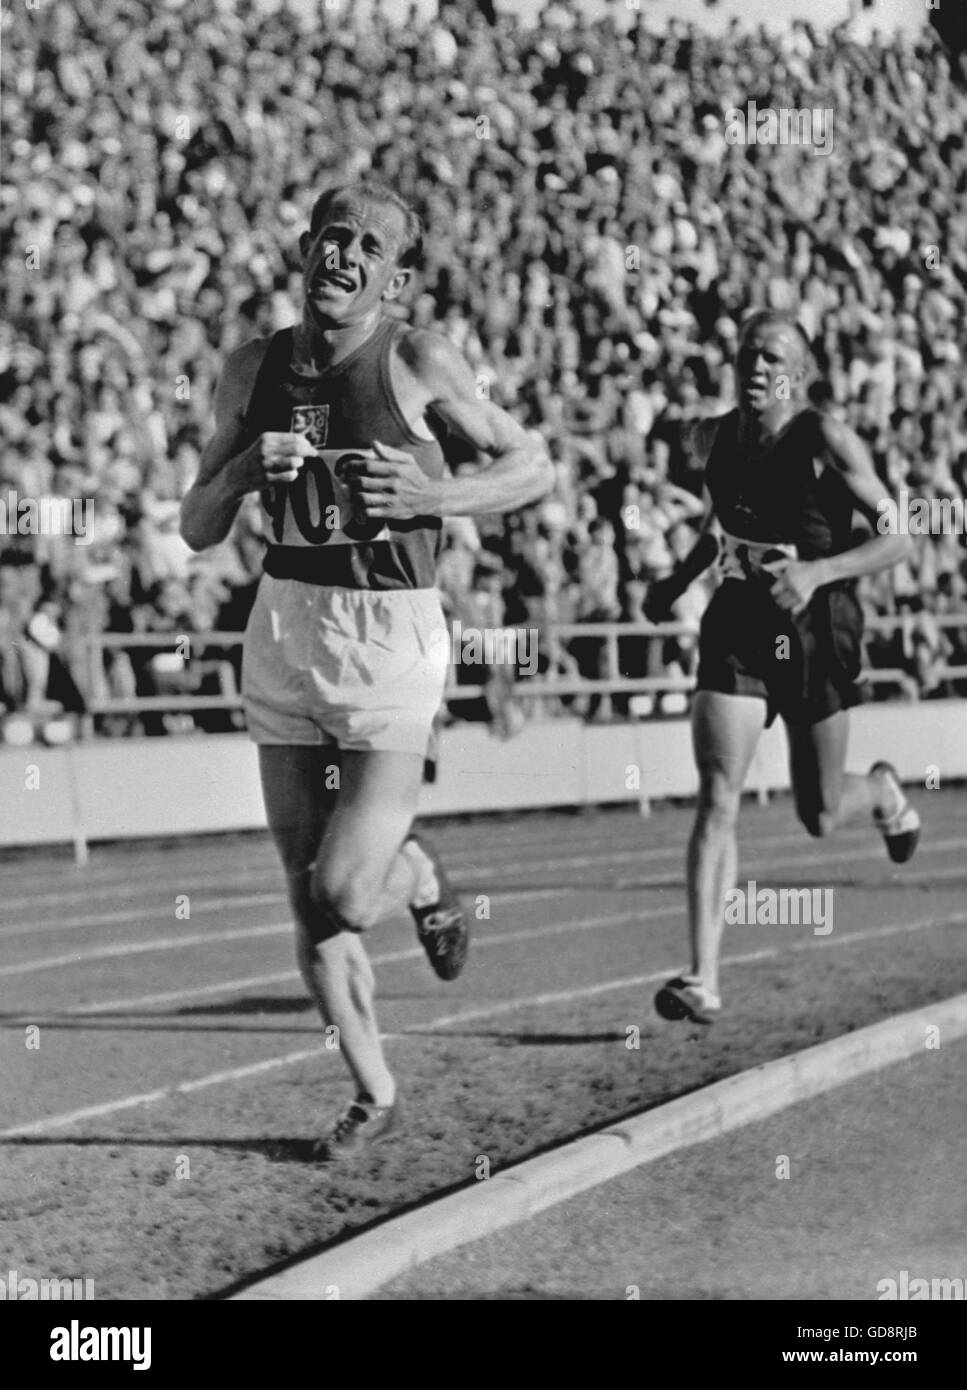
[705,408,853,561]
[241,318,444,590]
[699,406,864,725]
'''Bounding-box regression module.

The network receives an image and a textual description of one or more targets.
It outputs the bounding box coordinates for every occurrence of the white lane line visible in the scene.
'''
[0,847,677,920]
[6,906,686,1016]
[36,859,960,1020]
[2,833,960,977]
[612,855,967,891]
[0,923,291,978]
[0,849,676,931]
[0,821,647,903]
[460,834,963,880]
[1,1048,330,1137]
[0,830,639,913]
[67,970,302,1016]
[0,892,598,978]
[0,821,910,919]
[0,864,279,915]
[3,907,962,1140]
[0,883,588,943]
[0,816,701,893]
[0,893,283,941]
[418,911,967,1031]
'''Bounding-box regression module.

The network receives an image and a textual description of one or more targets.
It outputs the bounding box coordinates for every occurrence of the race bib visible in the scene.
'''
[260,449,390,547]
[718,531,798,581]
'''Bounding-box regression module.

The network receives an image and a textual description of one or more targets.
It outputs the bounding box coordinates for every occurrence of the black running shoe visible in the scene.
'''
[406,832,469,981]
[870,761,921,864]
[311,1096,399,1162]
[654,976,721,1025]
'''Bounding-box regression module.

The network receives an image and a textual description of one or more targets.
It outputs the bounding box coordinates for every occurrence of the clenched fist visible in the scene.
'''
[763,558,827,615]
[235,432,316,492]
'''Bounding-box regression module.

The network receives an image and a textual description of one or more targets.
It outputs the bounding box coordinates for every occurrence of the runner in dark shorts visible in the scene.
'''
[645,311,922,1024]
[181,180,552,1155]
[694,397,866,729]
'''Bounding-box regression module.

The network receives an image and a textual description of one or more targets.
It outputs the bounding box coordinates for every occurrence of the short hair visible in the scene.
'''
[308,181,424,268]
[738,309,815,363]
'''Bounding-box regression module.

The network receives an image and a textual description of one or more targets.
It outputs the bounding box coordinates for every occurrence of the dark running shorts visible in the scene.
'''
[696,579,863,728]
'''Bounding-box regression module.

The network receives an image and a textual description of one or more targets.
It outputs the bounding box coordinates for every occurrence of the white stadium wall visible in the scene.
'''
[0,702,964,853]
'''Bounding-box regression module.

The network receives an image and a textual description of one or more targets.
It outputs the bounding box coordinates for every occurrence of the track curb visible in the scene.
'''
[230,991,967,1300]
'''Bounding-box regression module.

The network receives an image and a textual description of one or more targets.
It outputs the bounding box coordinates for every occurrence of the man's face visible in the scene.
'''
[301,197,409,326]
[736,322,805,413]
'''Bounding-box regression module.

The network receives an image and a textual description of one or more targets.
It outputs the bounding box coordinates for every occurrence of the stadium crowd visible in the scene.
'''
[2,0,967,733]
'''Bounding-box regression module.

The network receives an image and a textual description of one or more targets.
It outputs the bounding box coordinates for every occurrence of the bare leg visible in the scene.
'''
[686,691,768,994]
[258,745,425,1108]
[786,711,886,837]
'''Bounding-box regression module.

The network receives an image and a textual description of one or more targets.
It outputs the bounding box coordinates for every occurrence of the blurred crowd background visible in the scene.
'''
[2,0,966,735]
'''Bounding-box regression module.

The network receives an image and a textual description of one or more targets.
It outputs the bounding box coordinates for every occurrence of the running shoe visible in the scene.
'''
[870,761,921,864]
[406,832,470,981]
[654,976,721,1025]
[311,1096,399,1162]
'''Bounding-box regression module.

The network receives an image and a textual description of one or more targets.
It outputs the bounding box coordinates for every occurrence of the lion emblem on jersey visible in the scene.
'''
[290,404,330,449]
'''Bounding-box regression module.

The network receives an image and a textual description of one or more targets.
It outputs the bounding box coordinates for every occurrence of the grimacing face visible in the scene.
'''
[735,322,807,413]
[300,197,410,326]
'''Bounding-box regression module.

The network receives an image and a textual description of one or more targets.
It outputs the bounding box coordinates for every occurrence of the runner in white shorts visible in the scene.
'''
[180,180,552,1158]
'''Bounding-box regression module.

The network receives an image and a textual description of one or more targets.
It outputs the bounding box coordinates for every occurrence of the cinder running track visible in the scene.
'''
[1,791,964,1299]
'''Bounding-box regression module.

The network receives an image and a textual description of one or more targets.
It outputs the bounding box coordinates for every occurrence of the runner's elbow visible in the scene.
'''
[179,499,212,552]
[178,512,200,552]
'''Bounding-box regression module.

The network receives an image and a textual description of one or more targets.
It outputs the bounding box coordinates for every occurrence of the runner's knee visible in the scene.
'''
[281,862,375,942]
[310,864,382,935]
[696,771,742,828]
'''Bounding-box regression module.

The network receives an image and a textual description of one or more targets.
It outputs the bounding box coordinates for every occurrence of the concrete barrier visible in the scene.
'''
[0,700,963,853]
[231,990,967,1300]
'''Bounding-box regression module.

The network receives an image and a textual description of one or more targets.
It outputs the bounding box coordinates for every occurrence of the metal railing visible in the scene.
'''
[53,613,967,731]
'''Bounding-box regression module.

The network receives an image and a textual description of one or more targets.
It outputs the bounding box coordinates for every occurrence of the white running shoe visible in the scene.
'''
[654,976,722,1025]
[870,761,921,864]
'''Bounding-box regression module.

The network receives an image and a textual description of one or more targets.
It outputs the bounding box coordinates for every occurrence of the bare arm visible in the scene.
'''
[812,416,913,583]
[353,331,553,519]
[179,339,313,552]
[660,480,708,521]
[643,495,719,621]
[765,416,913,614]
[639,414,725,620]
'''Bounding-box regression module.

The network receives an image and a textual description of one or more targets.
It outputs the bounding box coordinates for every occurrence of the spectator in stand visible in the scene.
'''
[2,1,966,728]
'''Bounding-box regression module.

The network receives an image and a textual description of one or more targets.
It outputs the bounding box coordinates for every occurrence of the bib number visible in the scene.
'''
[261,451,388,547]
[719,533,798,582]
